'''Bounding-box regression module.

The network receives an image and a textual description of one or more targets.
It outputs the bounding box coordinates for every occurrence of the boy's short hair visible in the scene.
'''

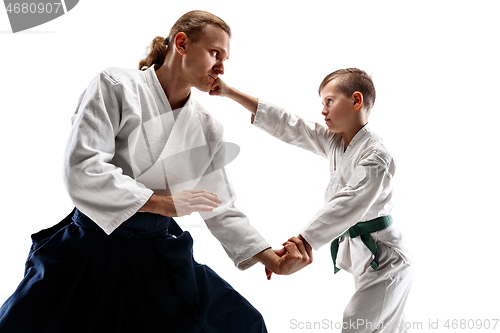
[318,68,376,110]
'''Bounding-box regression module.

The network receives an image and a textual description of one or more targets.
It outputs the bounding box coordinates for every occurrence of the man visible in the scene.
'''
[0,11,312,333]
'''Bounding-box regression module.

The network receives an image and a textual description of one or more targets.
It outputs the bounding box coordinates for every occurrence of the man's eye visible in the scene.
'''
[212,50,218,57]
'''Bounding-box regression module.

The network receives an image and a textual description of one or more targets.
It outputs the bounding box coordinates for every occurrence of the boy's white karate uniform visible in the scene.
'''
[64,66,270,269]
[253,100,413,333]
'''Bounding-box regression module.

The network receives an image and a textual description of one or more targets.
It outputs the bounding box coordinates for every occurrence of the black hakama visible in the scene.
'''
[0,209,267,332]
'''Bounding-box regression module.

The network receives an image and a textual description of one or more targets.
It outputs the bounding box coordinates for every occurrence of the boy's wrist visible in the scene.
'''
[225,86,239,100]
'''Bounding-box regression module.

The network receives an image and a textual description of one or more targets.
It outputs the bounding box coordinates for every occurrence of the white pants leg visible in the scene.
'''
[341,242,413,333]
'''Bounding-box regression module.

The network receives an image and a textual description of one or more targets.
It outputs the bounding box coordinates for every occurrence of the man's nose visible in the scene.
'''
[214,63,224,75]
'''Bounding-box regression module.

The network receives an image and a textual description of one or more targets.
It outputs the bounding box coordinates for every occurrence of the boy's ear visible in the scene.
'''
[352,92,363,111]
[174,32,188,55]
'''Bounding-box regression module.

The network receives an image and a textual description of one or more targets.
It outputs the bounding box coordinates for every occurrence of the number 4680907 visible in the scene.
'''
[6,3,62,14]
[444,319,499,330]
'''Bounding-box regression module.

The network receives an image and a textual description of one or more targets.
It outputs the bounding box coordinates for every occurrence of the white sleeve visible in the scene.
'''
[195,140,271,270]
[300,158,393,250]
[252,99,334,158]
[63,71,154,234]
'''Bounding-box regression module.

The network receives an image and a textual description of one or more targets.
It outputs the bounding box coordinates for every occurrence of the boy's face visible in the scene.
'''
[320,79,356,134]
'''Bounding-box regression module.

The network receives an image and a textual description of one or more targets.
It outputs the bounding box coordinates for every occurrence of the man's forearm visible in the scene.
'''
[139,193,176,216]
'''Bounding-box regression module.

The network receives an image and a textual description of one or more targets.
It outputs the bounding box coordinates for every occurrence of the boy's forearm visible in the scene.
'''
[226,87,259,115]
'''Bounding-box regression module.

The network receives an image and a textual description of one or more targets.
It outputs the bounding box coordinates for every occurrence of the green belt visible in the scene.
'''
[330,215,393,274]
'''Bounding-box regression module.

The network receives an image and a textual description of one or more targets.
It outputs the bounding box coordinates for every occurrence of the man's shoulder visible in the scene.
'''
[190,100,224,140]
[98,67,144,86]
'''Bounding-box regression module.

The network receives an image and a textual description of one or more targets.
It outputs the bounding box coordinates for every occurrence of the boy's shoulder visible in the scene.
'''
[360,128,394,167]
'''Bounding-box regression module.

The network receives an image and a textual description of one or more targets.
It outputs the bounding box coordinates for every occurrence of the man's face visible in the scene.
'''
[181,24,230,92]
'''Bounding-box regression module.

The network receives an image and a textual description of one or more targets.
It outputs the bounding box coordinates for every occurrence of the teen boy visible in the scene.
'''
[211,68,413,332]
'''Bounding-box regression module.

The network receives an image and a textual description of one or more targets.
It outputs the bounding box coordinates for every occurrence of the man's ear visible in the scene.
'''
[353,92,364,111]
[174,32,188,55]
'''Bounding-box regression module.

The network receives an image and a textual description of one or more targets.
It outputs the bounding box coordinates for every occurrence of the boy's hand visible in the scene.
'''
[209,78,231,97]
[208,79,259,115]
[262,235,313,280]
[278,235,313,275]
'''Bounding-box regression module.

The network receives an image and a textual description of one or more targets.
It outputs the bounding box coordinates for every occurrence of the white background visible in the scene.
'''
[1,1,499,332]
